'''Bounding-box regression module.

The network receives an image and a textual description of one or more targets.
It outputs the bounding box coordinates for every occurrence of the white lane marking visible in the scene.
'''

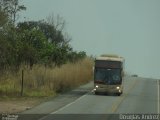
[39,94,87,120]
[158,80,159,114]
[52,94,87,114]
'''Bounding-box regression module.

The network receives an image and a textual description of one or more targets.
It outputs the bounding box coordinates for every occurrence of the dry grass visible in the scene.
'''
[0,58,94,97]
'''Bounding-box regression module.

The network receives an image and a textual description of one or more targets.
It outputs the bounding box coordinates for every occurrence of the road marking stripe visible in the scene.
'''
[39,94,87,120]
[158,80,159,114]
[53,94,87,114]
[111,80,138,113]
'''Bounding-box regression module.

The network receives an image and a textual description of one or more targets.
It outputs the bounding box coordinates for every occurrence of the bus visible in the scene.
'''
[93,55,125,96]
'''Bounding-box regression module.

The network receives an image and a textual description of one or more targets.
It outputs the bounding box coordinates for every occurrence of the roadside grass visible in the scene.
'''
[0,58,94,98]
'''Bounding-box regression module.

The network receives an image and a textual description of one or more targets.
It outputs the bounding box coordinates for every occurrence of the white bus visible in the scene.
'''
[94,55,125,96]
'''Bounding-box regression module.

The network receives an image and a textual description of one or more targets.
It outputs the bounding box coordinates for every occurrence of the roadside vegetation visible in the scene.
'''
[0,0,94,98]
[0,58,93,97]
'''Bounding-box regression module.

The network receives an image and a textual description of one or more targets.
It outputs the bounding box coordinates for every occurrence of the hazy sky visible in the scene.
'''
[20,0,160,79]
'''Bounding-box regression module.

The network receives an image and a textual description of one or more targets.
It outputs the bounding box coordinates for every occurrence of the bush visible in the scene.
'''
[0,58,93,97]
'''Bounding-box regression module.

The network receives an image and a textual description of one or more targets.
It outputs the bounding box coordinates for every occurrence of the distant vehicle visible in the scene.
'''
[132,74,138,77]
[93,54,125,96]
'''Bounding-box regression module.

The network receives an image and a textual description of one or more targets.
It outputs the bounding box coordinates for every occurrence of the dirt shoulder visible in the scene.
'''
[0,82,93,114]
[0,97,46,114]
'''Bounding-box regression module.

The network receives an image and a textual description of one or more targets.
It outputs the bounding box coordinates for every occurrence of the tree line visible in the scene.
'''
[0,0,86,72]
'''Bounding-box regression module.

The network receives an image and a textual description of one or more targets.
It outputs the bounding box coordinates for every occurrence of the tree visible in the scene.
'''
[0,0,26,24]
[0,28,18,71]
[0,3,87,71]
[17,20,69,46]
[17,20,73,66]
[0,10,8,27]
[16,28,49,68]
[0,0,27,71]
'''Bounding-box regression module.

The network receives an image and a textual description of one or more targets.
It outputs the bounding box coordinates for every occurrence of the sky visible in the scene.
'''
[20,0,160,79]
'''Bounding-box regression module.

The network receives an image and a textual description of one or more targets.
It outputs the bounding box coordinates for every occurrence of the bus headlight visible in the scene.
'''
[116,86,120,89]
[96,85,99,88]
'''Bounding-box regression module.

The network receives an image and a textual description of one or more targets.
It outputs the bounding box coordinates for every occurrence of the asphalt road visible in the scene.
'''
[20,76,160,120]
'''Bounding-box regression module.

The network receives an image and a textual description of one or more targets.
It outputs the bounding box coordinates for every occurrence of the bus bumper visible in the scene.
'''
[94,85,123,95]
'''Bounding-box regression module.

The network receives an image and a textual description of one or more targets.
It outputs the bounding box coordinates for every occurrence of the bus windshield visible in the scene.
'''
[94,68,121,85]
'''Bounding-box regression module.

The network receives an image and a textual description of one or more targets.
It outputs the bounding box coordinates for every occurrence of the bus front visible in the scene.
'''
[94,57,124,96]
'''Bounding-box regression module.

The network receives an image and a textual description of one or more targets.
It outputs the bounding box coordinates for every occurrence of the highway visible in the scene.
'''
[21,76,160,120]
